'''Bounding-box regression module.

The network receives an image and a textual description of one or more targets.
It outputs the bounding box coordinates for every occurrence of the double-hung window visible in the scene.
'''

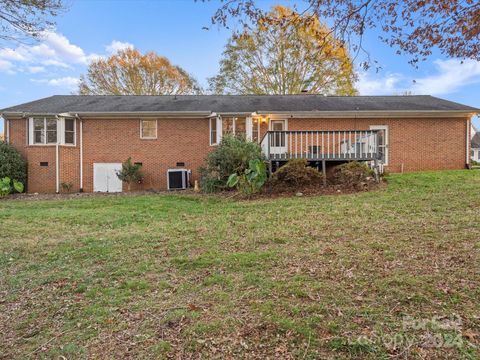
[140,120,157,139]
[32,118,57,145]
[210,117,218,145]
[221,117,247,137]
[29,117,76,145]
[64,119,75,144]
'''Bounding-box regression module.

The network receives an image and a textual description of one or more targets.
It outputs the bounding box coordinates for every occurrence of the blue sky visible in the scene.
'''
[1,0,479,132]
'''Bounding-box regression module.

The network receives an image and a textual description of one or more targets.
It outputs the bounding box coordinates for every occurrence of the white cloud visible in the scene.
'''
[0,59,15,74]
[412,59,480,95]
[27,66,46,74]
[0,48,28,61]
[39,31,87,64]
[357,59,480,96]
[0,30,106,72]
[31,76,79,89]
[106,40,134,55]
[356,72,405,95]
[0,32,135,75]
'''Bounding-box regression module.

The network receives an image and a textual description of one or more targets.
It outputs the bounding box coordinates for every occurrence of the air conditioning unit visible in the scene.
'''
[167,169,190,190]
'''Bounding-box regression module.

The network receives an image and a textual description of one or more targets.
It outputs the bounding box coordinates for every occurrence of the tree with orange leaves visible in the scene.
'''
[208,0,480,69]
[79,48,201,95]
[209,6,357,95]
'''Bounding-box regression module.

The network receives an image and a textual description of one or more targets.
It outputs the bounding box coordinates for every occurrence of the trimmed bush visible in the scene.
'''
[116,158,144,191]
[330,161,374,188]
[199,135,263,193]
[0,141,27,190]
[270,159,322,188]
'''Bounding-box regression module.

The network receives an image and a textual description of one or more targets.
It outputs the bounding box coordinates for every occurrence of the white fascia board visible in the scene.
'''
[1,112,58,119]
[216,112,255,116]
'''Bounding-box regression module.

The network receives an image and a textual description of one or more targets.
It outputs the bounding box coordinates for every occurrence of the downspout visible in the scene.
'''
[466,117,471,167]
[5,117,9,143]
[55,115,60,193]
[76,114,84,192]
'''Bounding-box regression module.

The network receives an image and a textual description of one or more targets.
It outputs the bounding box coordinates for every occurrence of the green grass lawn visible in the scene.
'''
[1,170,479,359]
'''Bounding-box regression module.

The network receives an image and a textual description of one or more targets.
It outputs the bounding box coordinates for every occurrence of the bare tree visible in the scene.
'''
[0,0,65,43]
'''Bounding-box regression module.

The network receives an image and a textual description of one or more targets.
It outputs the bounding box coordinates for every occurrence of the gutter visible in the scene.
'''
[72,111,212,118]
[255,110,479,118]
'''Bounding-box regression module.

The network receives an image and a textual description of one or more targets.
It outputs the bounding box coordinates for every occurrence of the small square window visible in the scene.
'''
[40,162,48,167]
[141,120,157,139]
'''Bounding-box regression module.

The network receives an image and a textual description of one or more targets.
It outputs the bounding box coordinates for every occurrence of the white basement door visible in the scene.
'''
[93,163,123,192]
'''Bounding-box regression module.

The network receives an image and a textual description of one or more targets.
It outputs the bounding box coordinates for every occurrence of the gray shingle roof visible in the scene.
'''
[472,132,480,148]
[1,95,478,114]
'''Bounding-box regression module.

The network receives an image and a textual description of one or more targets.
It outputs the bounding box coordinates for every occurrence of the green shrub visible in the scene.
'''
[0,141,27,188]
[331,161,374,188]
[200,135,263,193]
[61,182,74,193]
[116,158,143,191]
[270,159,322,188]
[227,158,267,196]
[0,177,24,197]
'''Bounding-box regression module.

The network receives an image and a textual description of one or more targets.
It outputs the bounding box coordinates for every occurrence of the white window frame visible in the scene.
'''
[369,125,389,165]
[209,117,218,146]
[140,119,157,139]
[213,115,259,145]
[63,118,76,146]
[28,117,76,146]
[29,117,58,146]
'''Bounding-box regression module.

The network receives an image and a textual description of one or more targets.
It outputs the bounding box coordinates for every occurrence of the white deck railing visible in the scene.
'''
[261,130,380,161]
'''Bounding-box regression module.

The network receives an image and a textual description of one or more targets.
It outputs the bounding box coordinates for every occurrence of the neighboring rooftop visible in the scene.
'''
[1,95,478,114]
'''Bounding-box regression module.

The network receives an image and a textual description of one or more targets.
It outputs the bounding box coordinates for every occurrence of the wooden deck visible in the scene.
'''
[261,130,381,162]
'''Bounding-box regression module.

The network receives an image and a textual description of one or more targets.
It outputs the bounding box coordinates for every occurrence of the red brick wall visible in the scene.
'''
[6,116,469,193]
[82,118,211,192]
[7,118,81,193]
[284,117,468,172]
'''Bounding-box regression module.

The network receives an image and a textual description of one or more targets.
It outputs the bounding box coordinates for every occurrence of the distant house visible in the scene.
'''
[0,133,3,141]
[472,131,480,163]
[1,95,478,193]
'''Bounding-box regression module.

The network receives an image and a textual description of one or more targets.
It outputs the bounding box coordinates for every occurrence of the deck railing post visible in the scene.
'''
[267,131,271,161]
[322,160,327,186]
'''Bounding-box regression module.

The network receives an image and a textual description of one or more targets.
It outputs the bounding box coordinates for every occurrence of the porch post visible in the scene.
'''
[322,160,326,186]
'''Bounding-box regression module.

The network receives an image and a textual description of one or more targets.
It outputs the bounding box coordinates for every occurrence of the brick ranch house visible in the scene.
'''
[1,95,478,193]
